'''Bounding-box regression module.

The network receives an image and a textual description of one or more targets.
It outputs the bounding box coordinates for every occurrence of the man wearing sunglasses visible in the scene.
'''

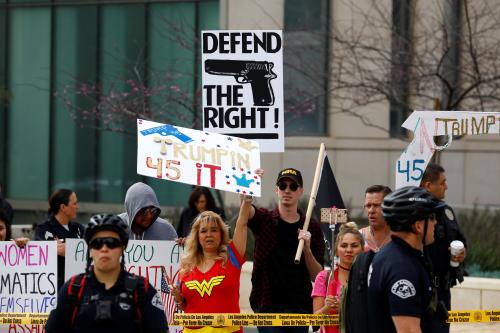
[244,168,325,333]
[420,163,467,333]
[46,214,168,333]
[119,182,177,241]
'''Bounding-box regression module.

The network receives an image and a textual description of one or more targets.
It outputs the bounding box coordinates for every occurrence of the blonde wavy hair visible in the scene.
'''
[179,211,230,276]
[335,221,364,254]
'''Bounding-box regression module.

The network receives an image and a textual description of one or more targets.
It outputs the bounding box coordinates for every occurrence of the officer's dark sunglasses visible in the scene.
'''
[277,182,299,191]
[89,237,122,250]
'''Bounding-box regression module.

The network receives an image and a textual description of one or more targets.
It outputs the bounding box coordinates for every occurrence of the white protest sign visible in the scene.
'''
[137,119,262,196]
[202,30,284,152]
[65,239,183,329]
[0,241,57,332]
[395,111,500,188]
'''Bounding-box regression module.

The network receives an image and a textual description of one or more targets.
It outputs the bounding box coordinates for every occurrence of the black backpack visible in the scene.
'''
[66,273,149,328]
[344,250,375,333]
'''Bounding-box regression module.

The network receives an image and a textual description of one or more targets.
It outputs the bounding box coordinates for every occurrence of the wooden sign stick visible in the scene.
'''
[294,143,325,264]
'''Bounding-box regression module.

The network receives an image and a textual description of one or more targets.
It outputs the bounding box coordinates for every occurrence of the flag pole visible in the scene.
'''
[294,143,325,264]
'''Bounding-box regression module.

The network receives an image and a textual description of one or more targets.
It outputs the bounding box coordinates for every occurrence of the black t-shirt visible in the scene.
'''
[368,236,433,333]
[266,218,312,313]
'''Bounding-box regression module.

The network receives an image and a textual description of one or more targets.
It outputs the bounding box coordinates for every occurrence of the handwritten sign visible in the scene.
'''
[0,241,57,332]
[137,119,262,196]
[395,111,500,188]
[65,239,183,330]
[202,30,284,152]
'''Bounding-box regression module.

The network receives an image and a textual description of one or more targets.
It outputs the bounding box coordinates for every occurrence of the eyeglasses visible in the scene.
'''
[89,237,123,250]
[137,207,160,217]
[277,182,299,191]
[428,213,437,221]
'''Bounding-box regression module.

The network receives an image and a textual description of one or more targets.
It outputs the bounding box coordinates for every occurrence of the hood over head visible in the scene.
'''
[124,182,161,228]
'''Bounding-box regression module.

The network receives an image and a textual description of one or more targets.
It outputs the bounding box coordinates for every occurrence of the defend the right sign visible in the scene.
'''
[395,111,500,189]
[201,30,284,153]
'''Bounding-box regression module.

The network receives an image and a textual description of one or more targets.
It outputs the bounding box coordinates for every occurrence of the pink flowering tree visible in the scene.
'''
[57,63,201,135]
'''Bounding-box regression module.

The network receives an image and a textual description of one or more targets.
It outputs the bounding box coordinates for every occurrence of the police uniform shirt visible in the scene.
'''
[45,269,168,333]
[35,216,85,288]
[367,236,433,333]
[426,204,467,288]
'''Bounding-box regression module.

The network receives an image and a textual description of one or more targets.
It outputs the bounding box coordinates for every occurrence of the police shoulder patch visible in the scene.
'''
[445,208,455,221]
[151,292,164,310]
[391,279,416,299]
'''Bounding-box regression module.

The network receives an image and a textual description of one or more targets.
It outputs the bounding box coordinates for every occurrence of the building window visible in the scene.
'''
[284,0,329,135]
[1,0,219,205]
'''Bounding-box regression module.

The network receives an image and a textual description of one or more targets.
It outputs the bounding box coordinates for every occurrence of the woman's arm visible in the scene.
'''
[232,195,253,257]
[170,282,186,311]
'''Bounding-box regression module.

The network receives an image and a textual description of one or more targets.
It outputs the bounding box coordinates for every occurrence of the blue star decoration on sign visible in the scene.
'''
[233,174,255,187]
[226,169,261,195]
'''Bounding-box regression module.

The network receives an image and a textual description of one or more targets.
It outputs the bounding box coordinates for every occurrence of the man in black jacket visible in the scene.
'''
[420,163,467,333]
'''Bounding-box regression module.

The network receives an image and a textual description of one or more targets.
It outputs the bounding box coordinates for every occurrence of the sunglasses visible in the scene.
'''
[89,237,123,250]
[137,206,160,217]
[277,182,299,191]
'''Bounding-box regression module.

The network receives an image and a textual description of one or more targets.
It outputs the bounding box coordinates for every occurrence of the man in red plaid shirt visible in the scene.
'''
[245,168,325,333]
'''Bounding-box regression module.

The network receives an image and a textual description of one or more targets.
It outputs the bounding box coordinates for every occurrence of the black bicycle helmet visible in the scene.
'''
[382,186,446,231]
[85,214,129,248]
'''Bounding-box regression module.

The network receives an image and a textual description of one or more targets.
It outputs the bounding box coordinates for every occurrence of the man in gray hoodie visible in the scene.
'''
[119,182,177,240]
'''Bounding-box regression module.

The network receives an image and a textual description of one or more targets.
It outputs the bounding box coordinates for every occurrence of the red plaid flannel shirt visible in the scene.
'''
[248,206,325,312]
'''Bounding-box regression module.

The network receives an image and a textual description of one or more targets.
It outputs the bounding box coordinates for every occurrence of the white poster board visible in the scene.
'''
[137,119,262,196]
[0,241,57,332]
[202,30,284,152]
[65,239,183,329]
[396,111,500,188]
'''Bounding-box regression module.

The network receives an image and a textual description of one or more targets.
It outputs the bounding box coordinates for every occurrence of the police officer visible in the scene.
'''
[420,163,466,332]
[45,214,168,333]
[367,186,445,333]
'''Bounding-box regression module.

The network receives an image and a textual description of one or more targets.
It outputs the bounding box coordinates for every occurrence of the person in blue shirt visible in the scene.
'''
[368,186,445,333]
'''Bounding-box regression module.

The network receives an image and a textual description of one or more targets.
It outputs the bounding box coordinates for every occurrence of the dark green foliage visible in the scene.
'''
[458,207,500,274]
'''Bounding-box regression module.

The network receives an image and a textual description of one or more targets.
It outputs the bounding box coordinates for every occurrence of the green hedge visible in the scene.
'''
[458,207,500,276]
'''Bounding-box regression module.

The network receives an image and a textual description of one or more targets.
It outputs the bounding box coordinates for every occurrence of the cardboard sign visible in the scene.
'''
[137,119,262,196]
[65,239,183,330]
[396,111,500,188]
[0,241,57,332]
[202,30,284,152]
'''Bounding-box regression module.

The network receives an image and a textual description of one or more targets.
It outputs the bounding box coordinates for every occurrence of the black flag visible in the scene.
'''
[314,153,345,256]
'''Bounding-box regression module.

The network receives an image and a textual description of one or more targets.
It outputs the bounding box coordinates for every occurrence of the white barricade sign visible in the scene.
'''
[0,241,57,332]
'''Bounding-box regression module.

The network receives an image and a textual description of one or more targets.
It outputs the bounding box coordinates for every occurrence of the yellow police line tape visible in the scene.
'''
[1,311,500,326]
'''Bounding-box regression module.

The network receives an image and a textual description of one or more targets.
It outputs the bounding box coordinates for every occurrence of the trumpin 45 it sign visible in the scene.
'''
[137,119,262,196]
[202,30,284,153]
[395,111,500,188]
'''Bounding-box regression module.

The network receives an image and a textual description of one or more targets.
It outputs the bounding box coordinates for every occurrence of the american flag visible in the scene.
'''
[161,266,177,325]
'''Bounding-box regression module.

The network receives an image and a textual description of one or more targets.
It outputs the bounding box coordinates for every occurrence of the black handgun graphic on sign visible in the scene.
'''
[205,59,277,106]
